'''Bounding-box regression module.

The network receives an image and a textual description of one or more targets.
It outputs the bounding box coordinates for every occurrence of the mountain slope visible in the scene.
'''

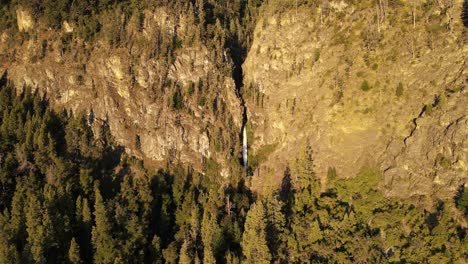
[0,1,261,181]
[243,0,467,199]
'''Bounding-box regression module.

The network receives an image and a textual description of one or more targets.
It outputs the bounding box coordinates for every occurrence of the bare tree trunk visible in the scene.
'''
[447,11,453,34]
[377,4,381,33]
[380,0,385,19]
[320,8,323,26]
[296,0,298,17]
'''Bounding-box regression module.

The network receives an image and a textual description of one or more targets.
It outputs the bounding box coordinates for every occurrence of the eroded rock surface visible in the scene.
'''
[243,2,466,197]
[1,7,243,176]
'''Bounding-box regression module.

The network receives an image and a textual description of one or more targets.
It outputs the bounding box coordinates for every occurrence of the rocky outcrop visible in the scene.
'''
[243,1,466,197]
[0,7,243,176]
[383,83,467,199]
[16,9,34,32]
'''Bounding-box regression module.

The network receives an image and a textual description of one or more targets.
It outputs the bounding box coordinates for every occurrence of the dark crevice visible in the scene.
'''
[403,105,427,147]
[403,93,446,147]
[227,33,250,169]
[444,115,465,136]
[232,57,248,127]
[232,57,248,170]
[223,2,263,170]
[228,35,248,121]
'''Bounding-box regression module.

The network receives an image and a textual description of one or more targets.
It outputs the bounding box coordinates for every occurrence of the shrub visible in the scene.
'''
[455,186,468,216]
[187,82,195,96]
[361,28,382,51]
[327,167,337,180]
[396,82,404,97]
[314,48,321,62]
[425,103,433,114]
[435,153,450,169]
[197,96,206,107]
[172,87,183,110]
[360,80,371,91]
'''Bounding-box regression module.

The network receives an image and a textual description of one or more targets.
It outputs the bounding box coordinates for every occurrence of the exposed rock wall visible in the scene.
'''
[0,7,243,177]
[243,1,466,198]
[16,8,34,32]
[0,2,466,200]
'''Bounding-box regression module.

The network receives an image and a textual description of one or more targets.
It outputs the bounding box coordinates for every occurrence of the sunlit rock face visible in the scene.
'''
[16,8,34,32]
[0,2,466,199]
[243,2,466,197]
[0,7,243,176]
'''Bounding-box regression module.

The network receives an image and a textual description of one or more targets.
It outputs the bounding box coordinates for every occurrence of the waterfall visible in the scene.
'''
[242,125,248,172]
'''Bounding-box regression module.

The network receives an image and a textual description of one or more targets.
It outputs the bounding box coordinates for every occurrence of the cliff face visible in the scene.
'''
[0,1,466,199]
[243,1,466,198]
[0,7,243,177]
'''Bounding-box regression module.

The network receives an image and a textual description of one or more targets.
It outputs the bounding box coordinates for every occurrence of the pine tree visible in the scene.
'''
[25,191,46,263]
[264,195,287,261]
[178,239,191,264]
[68,237,81,264]
[76,196,92,262]
[291,144,320,211]
[81,198,92,227]
[9,182,27,250]
[91,182,116,264]
[196,0,205,27]
[290,144,320,215]
[79,169,93,196]
[0,236,19,264]
[150,235,162,264]
[41,208,57,254]
[241,201,271,264]
[290,218,322,257]
[115,174,151,262]
[201,209,221,264]
[0,211,19,264]
[287,144,323,260]
[189,206,200,247]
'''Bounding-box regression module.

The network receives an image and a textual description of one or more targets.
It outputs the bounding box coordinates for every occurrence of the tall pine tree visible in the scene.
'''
[241,201,271,264]
[91,182,116,263]
[68,237,82,264]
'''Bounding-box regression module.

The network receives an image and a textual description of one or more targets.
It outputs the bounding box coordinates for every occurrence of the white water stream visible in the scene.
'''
[242,125,248,173]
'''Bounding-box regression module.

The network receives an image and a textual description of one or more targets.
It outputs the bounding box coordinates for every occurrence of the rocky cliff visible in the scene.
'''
[0,6,244,179]
[243,0,467,198]
[0,0,466,200]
